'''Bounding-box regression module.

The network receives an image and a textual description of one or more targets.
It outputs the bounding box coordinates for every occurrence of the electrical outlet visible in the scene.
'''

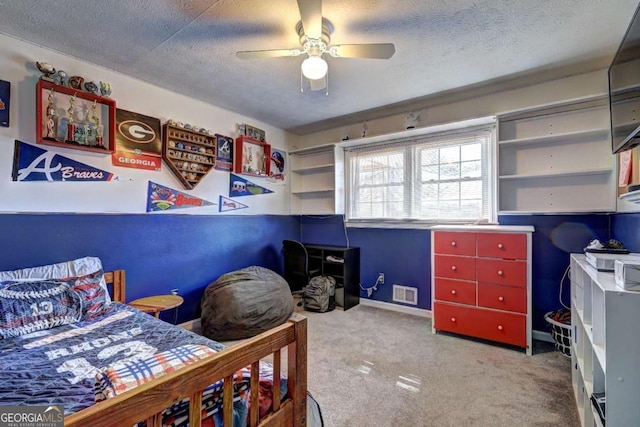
[171,288,179,296]
[377,273,384,285]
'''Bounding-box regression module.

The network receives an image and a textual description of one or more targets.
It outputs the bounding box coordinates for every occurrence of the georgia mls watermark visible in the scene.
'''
[0,405,63,427]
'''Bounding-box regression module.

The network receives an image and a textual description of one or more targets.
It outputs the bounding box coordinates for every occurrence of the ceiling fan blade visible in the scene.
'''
[236,49,302,59]
[309,77,326,91]
[329,43,395,59]
[297,0,322,39]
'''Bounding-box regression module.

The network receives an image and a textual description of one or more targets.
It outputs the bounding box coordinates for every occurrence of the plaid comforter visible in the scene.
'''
[0,302,286,426]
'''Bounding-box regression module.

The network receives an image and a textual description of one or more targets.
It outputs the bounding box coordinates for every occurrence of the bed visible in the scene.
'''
[0,267,308,427]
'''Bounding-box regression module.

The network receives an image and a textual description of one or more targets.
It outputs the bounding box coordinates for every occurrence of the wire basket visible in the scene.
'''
[544,311,572,358]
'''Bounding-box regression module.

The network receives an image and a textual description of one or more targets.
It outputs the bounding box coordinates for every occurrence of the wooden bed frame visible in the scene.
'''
[65,270,308,427]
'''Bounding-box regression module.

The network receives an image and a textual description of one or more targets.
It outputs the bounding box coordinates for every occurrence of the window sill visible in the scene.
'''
[345,221,497,230]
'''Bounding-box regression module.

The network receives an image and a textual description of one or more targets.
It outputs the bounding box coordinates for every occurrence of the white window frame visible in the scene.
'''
[340,117,498,228]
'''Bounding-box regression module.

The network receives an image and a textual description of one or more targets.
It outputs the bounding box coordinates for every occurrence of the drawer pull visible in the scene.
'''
[451,290,457,295]
[451,317,456,322]
[451,266,457,271]
[497,325,503,331]
[498,243,504,249]
[497,270,504,276]
[451,241,457,247]
[498,296,504,302]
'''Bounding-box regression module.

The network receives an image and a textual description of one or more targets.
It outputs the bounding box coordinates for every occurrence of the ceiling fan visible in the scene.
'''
[236,0,395,95]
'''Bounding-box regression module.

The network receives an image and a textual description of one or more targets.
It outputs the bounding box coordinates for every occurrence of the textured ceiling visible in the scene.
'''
[0,0,638,134]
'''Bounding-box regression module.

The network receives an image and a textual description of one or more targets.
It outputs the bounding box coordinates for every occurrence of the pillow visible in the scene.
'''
[65,269,110,320]
[0,270,109,322]
[0,256,111,305]
[95,344,218,401]
[0,280,82,339]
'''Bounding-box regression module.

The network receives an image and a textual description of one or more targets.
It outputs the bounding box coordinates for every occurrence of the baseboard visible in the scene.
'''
[532,329,554,343]
[179,318,201,332]
[359,298,431,318]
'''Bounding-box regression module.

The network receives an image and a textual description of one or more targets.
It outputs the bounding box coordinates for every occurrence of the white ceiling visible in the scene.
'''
[0,0,638,134]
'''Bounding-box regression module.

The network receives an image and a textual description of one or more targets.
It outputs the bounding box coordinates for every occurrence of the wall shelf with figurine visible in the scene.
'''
[234,135,271,177]
[36,80,116,154]
[162,124,217,190]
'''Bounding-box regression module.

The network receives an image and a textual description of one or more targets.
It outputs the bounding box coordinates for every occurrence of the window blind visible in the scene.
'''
[344,123,496,223]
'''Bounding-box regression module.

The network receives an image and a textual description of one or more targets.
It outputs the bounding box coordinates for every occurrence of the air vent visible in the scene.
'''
[393,285,417,305]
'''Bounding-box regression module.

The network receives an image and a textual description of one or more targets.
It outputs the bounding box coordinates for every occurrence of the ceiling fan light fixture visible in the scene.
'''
[301,55,328,80]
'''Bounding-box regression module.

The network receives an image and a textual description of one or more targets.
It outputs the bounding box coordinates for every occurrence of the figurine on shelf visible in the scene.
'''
[83,81,99,95]
[99,81,112,98]
[43,88,58,141]
[54,70,67,87]
[36,61,56,82]
[65,93,77,144]
[68,75,84,90]
[90,99,104,147]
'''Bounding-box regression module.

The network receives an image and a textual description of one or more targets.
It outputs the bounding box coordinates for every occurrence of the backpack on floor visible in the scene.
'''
[303,276,336,313]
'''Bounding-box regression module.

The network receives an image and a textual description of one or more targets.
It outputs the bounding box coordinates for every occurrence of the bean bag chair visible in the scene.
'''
[201,266,294,341]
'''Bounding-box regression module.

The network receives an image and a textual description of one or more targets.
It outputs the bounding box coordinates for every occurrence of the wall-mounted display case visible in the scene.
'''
[234,135,271,177]
[36,80,116,154]
[163,124,216,190]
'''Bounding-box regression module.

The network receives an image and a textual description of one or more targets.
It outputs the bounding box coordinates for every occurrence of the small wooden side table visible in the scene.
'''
[129,295,184,321]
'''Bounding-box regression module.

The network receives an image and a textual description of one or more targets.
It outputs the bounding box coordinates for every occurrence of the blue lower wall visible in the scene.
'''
[3,211,632,332]
[0,214,300,323]
[300,214,612,331]
[611,213,640,251]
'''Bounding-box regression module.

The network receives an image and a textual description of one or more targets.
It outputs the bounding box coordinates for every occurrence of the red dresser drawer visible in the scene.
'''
[478,283,526,313]
[434,278,476,306]
[476,258,526,287]
[434,255,476,281]
[434,232,476,256]
[434,302,526,347]
[477,233,526,260]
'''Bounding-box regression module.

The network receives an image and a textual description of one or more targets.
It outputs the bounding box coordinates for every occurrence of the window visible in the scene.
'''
[345,120,496,224]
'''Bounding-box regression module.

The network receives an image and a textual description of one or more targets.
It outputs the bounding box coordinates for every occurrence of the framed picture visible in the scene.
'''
[244,124,266,142]
[0,79,10,127]
[234,135,271,177]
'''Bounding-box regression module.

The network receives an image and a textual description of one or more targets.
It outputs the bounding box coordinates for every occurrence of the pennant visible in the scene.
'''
[219,195,248,212]
[147,181,215,212]
[229,173,273,197]
[214,134,234,172]
[11,140,117,182]
[112,109,162,171]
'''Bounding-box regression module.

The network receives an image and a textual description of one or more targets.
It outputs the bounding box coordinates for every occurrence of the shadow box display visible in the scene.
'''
[162,123,217,190]
[234,135,271,177]
[35,80,115,154]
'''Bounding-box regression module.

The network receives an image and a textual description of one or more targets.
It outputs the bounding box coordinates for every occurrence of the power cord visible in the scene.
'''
[559,264,571,310]
[360,275,383,297]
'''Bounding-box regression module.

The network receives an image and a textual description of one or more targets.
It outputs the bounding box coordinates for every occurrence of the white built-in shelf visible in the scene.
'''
[291,163,335,174]
[289,144,344,215]
[498,128,609,147]
[291,188,334,195]
[497,101,615,214]
[619,189,640,203]
[499,167,613,180]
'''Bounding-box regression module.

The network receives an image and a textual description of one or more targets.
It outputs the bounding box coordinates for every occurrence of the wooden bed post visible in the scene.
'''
[287,313,307,427]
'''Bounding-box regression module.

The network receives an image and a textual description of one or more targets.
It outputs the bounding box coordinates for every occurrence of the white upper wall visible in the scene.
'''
[294,70,609,149]
[0,33,298,215]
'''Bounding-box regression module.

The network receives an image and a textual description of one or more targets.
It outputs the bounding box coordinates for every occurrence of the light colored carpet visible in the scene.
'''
[198,301,578,427]
[303,304,579,427]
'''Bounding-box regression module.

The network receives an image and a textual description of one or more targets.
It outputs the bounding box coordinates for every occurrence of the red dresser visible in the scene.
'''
[431,226,534,355]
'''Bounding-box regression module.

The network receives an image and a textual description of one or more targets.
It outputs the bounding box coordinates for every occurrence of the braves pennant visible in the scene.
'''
[147,181,215,212]
[229,173,273,197]
[12,140,117,182]
[219,195,248,212]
